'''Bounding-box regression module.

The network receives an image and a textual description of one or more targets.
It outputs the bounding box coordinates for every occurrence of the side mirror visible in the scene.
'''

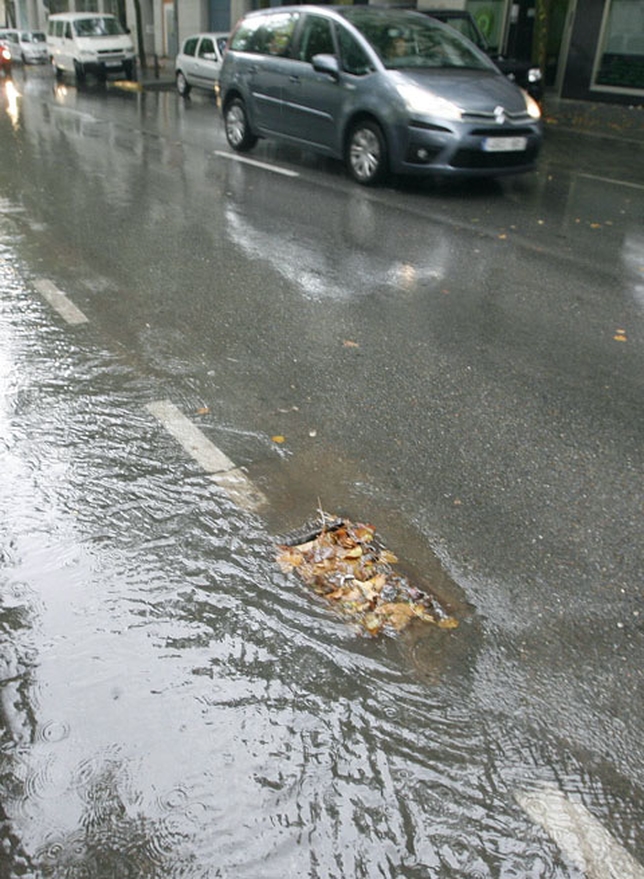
[312,53,339,79]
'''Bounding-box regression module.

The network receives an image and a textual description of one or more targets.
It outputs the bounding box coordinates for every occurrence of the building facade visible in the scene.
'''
[2,0,643,103]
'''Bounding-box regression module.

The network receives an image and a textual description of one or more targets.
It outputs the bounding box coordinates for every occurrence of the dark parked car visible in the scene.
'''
[219,5,542,185]
[423,9,543,101]
[0,39,12,76]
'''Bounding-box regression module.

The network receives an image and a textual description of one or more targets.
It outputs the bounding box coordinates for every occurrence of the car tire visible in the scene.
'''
[124,60,136,81]
[176,70,191,98]
[346,119,388,185]
[224,98,258,153]
[74,60,86,83]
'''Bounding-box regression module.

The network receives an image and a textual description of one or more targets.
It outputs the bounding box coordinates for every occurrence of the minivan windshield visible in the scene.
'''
[73,17,125,38]
[338,8,495,71]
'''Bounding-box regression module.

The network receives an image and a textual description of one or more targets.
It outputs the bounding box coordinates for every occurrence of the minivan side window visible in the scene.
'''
[230,12,299,57]
[55,22,64,38]
[337,25,374,76]
[64,23,72,39]
[297,15,335,64]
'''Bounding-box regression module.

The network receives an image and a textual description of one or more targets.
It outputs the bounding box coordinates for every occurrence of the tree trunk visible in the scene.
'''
[533,0,551,77]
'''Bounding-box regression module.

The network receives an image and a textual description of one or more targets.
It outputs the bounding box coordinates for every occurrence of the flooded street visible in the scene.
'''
[1,68,643,877]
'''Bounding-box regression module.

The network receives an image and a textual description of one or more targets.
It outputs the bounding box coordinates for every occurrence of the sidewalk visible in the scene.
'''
[542,92,644,143]
[137,58,175,91]
[134,60,644,143]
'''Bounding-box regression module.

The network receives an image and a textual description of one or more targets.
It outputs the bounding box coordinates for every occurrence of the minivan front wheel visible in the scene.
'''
[224,98,257,153]
[346,120,387,185]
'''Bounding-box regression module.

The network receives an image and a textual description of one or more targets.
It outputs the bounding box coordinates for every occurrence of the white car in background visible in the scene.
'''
[174,32,228,97]
[0,28,47,63]
[18,30,48,64]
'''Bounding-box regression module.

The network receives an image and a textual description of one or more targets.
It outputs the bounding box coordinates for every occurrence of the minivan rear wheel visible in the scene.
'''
[224,98,258,153]
[346,120,387,185]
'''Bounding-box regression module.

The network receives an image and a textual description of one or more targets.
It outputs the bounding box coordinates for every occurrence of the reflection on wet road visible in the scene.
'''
[1,69,643,877]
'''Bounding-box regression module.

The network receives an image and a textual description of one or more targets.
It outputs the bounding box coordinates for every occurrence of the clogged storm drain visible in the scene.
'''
[276,513,458,637]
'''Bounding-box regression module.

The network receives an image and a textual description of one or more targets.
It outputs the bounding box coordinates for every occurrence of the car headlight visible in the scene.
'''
[524,91,542,119]
[528,67,542,83]
[396,82,462,121]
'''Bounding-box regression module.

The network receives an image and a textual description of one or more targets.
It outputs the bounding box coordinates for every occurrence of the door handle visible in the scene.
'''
[289,74,299,83]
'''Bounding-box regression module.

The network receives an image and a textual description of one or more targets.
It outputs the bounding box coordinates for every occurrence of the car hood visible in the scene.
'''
[389,68,528,113]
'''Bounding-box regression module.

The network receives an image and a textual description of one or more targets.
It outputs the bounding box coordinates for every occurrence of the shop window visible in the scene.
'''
[594,0,644,92]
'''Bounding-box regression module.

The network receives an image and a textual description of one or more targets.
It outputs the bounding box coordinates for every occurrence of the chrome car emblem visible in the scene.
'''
[494,105,506,124]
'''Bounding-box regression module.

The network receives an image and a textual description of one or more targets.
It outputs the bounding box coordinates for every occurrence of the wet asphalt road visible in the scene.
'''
[0,65,643,877]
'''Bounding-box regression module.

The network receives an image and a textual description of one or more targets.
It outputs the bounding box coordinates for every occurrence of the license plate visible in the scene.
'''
[105,61,122,68]
[482,136,528,152]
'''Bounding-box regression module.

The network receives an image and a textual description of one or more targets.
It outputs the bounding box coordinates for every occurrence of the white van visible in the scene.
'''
[47,13,136,82]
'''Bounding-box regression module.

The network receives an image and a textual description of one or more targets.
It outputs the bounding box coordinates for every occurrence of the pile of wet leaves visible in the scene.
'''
[276,513,458,637]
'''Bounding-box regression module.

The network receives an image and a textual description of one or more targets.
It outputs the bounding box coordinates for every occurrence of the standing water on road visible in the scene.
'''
[2,219,641,879]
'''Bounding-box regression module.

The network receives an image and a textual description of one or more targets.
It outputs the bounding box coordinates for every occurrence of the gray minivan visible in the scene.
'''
[218,5,542,184]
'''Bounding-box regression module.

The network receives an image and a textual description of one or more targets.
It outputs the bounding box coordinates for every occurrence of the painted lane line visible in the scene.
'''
[516,784,644,879]
[33,278,89,326]
[214,150,300,178]
[210,467,267,514]
[146,399,235,472]
[578,172,644,192]
[145,400,266,513]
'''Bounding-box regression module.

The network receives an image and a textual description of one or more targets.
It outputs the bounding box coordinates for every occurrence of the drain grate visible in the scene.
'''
[277,512,458,637]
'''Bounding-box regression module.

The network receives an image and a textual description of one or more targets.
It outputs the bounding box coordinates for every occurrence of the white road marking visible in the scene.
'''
[145,400,266,513]
[32,278,89,326]
[516,784,644,879]
[578,172,644,192]
[214,150,300,177]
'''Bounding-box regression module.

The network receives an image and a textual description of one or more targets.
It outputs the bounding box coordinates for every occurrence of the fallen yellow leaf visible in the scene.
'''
[276,547,304,570]
[271,435,286,443]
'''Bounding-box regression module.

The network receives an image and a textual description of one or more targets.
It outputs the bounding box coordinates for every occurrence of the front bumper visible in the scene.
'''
[391,117,543,177]
[23,52,48,64]
[77,56,136,77]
